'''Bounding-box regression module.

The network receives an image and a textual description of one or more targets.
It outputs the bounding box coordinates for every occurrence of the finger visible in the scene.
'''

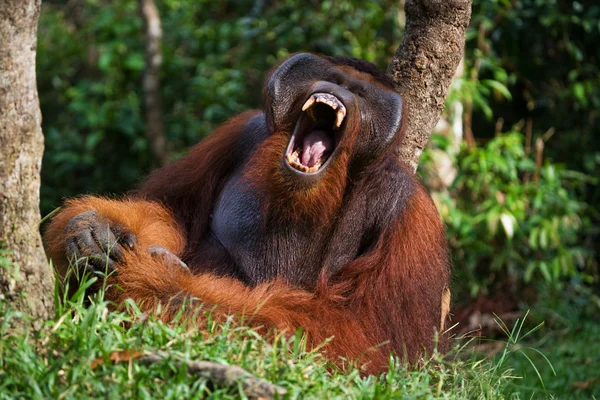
[149,246,189,271]
[76,228,103,258]
[66,236,80,259]
[66,241,115,277]
[65,210,97,234]
[86,253,116,273]
[91,222,124,262]
[119,232,137,250]
[76,229,116,272]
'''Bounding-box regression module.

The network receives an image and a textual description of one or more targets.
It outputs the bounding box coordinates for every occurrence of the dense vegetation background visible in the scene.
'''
[28,0,599,397]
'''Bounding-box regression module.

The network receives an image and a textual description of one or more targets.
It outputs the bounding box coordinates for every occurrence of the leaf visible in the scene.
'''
[98,51,112,72]
[124,54,145,71]
[484,79,512,100]
[573,378,597,390]
[529,228,539,249]
[539,261,552,282]
[524,263,535,282]
[573,82,587,106]
[91,350,143,370]
[500,213,517,239]
[487,211,500,236]
[539,229,548,249]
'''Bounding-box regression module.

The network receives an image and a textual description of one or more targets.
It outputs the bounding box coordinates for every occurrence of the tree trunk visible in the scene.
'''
[0,0,55,330]
[139,0,169,166]
[388,0,472,171]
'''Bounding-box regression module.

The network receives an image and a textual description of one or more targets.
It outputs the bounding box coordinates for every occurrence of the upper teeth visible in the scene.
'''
[301,93,346,128]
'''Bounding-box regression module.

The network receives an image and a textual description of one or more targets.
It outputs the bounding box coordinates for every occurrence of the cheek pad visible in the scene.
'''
[355,92,404,160]
[266,53,332,127]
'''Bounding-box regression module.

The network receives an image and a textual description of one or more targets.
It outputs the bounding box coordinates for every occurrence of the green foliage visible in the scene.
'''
[430,0,600,298]
[468,0,600,162]
[422,132,595,297]
[38,2,149,212]
[499,288,600,398]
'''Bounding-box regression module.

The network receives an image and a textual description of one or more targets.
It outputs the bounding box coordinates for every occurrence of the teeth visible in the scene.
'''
[286,149,324,173]
[335,109,345,128]
[302,97,315,111]
[301,93,346,128]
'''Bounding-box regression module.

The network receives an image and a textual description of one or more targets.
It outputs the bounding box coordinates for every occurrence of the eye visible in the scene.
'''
[326,74,344,86]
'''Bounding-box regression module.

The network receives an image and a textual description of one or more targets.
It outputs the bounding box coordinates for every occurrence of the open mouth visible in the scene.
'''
[285,93,347,174]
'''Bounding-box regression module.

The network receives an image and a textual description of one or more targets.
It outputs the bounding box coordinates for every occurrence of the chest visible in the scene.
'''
[210,168,330,287]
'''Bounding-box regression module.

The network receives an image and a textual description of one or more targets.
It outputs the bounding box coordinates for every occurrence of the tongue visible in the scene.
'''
[301,130,333,168]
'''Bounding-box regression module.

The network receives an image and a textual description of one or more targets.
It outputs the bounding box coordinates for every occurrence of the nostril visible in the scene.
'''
[348,86,365,97]
[326,73,344,86]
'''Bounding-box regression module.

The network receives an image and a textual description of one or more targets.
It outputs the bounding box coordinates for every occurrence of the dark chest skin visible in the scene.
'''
[209,167,330,287]
[176,114,415,289]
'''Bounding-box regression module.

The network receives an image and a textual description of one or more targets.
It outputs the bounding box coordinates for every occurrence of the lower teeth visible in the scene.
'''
[286,150,324,173]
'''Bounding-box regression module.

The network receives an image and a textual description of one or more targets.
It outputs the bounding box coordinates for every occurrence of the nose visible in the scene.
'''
[309,81,358,114]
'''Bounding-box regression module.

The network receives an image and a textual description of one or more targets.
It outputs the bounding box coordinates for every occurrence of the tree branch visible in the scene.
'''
[139,0,169,165]
[388,0,472,171]
[139,351,287,399]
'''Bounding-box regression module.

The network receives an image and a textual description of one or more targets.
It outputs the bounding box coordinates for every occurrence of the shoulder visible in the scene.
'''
[358,155,419,224]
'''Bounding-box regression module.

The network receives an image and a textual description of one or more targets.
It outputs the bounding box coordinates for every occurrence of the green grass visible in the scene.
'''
[0,288,517,399]
[0,271,596,399]
[496,287,600,399]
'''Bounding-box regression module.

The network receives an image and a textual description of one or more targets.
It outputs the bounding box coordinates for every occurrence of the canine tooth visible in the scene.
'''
[335,109,346,128]
[302,96,316,111]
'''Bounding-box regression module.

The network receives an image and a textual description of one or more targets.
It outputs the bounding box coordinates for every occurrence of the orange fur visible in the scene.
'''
[243,132,351,227]
[44,182,446,375]
[45,197,185,279]
[43,57,449,375]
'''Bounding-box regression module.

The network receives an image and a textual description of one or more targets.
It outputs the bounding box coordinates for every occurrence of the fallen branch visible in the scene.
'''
[92,350,287,399]
[140,351,287,399]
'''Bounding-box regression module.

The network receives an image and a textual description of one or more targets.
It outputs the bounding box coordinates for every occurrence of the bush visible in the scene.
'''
[422,132,596,298]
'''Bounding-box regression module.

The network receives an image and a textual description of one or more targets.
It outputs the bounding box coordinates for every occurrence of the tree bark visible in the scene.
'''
[139,0,169,166]
[0,0,55,330]
[388,0,472,171]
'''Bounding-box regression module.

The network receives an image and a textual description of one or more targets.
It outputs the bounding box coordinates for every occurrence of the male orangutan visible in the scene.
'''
[44,53,450,375]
